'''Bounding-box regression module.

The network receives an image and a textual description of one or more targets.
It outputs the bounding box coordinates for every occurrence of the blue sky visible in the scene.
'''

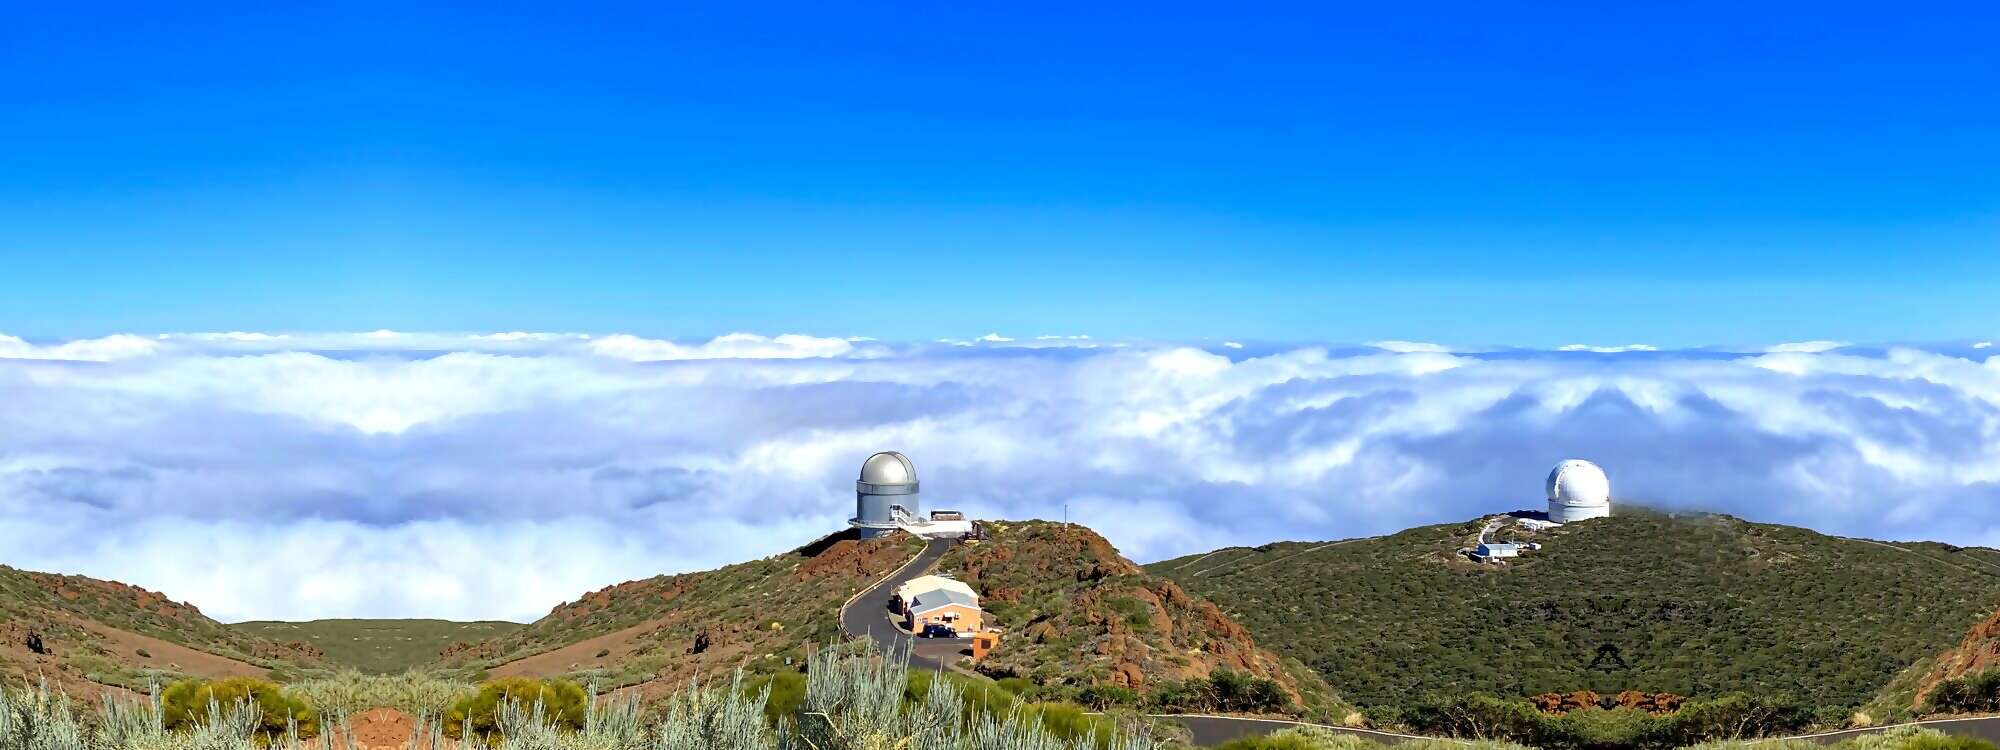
[2,3,1996,345]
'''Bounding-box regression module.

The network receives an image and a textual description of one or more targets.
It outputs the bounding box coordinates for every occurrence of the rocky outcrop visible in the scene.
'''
[1915,606,2000,709]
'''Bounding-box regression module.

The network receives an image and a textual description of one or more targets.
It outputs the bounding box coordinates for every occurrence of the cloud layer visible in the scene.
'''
[3,333,1998,622]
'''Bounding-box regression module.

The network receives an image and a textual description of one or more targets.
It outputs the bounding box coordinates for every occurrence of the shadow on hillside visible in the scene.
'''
[795,528,861,558]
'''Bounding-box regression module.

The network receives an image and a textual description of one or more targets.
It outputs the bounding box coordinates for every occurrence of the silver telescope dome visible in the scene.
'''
[859,451,916,486]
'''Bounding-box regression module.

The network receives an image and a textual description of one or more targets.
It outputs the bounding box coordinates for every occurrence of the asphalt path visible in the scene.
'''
[1159,715,1447,747]
[1155,714,2000,748]
[1779,716,2000,746]
[837,537,957,671]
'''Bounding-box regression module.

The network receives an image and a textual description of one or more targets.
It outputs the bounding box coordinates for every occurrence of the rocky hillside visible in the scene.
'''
[942,520,1341,711]
[1150,509,2000,712]
[435,530,932,691]
[441,522,1343,714]
[0,565,327,693]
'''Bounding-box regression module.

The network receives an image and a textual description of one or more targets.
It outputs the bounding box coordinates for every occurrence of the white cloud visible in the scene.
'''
[588,332,858,361]
[1767,340,1850,353]
[1370,340,1452,353]
[3,333,2000,621]
[0,333,159,361]
[976,333,1014,343]
[1557,343,1660,353]
[1222,341,1244,349]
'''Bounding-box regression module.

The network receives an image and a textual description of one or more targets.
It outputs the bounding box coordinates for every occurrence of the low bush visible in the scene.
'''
[1926,670,2000,715]
[1686,725,1997,750]
[285,670,476,718]
[1397,691,1820,749]
[444,676,589,740]
[1076,684,1141,709]
[1148,668,1291,714]
[160,676,319,740]
[1216,725,1533,750]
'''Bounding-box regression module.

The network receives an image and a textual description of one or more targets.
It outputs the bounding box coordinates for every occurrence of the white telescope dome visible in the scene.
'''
[859,451,916,486]
[1546,459,1611,522]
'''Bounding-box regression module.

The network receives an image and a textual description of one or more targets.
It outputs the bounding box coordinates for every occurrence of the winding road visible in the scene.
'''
[1149,714,2000,747]
[837,537,964,671]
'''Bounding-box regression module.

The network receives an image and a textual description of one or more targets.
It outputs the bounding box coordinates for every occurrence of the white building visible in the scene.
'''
[1546,459,1611,523]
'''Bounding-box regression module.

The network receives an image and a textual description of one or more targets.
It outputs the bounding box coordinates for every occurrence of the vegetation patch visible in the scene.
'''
[444,676,589,739]
[161,676,320,740]
[233,619,523,674]
[1924,669,2000,715]
[1152,511,2000,711]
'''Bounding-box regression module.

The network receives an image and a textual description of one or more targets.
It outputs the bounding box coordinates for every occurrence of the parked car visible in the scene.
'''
[921,622,959,638]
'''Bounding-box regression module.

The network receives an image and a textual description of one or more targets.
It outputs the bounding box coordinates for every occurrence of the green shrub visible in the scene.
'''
[1076,684,1141,709]
[160,676,318,740]
[444,676,589,740]
[1686,725,1997,750]
[1148,668,1291,714]
[741,671,806,724]
[1397,691,1817,750]
[285,670,476,718]
[1927,670,2000,715]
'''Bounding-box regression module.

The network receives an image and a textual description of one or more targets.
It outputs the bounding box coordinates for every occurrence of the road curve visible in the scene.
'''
[1156,715,1449,747]
[1777,716,2000,746]
[838,537,955,671]
[1152,713,2000,748]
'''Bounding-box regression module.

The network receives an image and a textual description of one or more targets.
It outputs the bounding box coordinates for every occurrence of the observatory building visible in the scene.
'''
[1546,459,1612,523]
[852,451,919,539]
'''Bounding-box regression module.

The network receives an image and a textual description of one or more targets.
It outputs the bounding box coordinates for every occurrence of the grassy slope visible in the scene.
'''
[0,565,326,689]
[443,521,1345,716]
[1148,509,2000,711]
[232,619,524,674]
[438,531,931,688]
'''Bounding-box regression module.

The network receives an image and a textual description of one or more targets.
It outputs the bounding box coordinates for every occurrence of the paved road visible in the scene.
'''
[1781,716,2000,746]
[838,537,956,671]
[1154,714,2000,748]
[1160,715,1442,747]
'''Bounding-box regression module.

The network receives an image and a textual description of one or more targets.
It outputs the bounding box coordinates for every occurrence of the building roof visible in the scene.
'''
[1547,459,1610,507]
[897,574,976,601]
[860,452,917,485]
[909,588,980,616]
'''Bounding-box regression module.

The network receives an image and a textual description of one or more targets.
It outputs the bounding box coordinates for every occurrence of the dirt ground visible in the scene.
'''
[343,708,420,750]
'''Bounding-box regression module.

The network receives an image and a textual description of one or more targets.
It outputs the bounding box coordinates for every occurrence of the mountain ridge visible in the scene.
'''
[1149,508,2000,716]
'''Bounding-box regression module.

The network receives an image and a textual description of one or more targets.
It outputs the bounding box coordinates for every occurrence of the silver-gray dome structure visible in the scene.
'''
[852,451,919,539]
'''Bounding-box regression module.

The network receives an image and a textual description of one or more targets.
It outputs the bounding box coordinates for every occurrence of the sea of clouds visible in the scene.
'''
[2,330,1997,622]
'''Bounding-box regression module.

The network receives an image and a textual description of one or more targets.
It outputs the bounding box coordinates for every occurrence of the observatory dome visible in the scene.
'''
[1546,459,1611,523]
[859,451,916,486]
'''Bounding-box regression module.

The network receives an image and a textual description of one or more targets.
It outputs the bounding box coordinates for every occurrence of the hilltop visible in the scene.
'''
[434,530,928,687]
[0,565,327,693]
[438,521,1343,715]
[1149,509,2000,712]
[231,619,524,674]
[936,520,1341,711]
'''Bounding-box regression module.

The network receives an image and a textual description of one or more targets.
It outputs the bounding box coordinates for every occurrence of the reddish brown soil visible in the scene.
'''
[487,619,660,678]
[1917,606,2000,709]
[346,708,419,750]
